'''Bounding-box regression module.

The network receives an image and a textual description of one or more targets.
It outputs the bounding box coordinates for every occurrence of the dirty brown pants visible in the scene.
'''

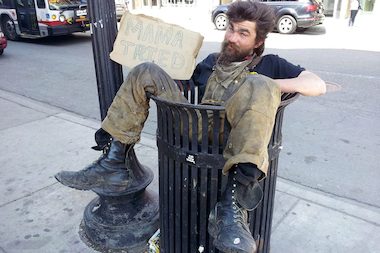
[101,62,280,175]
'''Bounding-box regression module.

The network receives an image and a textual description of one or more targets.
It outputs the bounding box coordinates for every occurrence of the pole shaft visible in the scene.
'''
[88,0,123,120]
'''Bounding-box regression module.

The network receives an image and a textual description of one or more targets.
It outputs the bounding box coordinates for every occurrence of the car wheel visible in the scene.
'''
[2,16,20,41]
[277,15,297,34]
[214,13,228,30]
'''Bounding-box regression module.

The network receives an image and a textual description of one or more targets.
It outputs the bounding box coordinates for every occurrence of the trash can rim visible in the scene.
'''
[280,92,299,107]
[148,92,299,109]
[148,93,226,111]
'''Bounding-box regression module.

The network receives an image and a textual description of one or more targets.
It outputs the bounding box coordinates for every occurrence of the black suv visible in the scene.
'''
[211,0,325,34]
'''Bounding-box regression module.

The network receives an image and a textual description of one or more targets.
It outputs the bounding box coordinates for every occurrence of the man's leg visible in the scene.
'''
[349,11,353,26]
[101,62,188,144]
[55,63,187,192]
[351,10,358,26]
[208,75,281,253]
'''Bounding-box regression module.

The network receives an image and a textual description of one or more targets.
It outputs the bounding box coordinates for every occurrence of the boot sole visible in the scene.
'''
[214,240,253,253]
[54,175,92,191]
[55,174,130,194]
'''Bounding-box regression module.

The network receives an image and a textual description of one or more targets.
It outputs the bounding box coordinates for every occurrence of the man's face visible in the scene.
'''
[218,20,263,65]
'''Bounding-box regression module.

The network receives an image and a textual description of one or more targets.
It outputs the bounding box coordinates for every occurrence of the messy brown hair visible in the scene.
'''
[227,0,275,56]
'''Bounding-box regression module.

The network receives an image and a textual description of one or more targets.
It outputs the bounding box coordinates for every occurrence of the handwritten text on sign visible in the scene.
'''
[110,13,204,80]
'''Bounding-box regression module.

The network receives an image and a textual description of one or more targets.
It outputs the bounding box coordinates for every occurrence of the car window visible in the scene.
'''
[37,0,45,8]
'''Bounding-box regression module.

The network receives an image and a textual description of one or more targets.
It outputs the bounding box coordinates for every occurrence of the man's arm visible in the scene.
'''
[275,70,326,96]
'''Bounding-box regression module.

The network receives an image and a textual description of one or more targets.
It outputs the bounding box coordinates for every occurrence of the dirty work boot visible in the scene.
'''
[208,164,263,253]
[55,137,132,192]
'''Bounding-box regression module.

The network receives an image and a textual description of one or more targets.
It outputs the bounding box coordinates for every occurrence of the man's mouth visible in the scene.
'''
[226,43,235,50]
[226,42,240,52]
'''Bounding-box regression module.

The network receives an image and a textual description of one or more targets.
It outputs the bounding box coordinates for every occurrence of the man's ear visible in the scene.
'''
[254,39,264,49]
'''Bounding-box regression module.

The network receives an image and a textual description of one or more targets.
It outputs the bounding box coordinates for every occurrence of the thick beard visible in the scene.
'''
[218,41,253,66]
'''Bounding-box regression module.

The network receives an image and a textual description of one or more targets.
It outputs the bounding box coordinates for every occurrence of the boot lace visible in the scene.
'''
[232,192,248,224]
[231,175,248,225]
[102,138,113,155]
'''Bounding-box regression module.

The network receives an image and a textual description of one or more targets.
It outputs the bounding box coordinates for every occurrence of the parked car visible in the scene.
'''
[0,32,7,55]
[211,0,325,34]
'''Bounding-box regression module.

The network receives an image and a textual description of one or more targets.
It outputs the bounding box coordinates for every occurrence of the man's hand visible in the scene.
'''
[275,70,326,96]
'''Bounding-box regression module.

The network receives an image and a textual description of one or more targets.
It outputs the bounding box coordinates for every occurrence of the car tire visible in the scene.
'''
[214,13,228,30]
[277,15,297,34]
[0,48,3,55]
[2,16,20,41]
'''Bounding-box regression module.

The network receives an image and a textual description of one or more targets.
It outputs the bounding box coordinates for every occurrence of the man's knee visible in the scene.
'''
[247,74,281,100]
[131,62,166,76]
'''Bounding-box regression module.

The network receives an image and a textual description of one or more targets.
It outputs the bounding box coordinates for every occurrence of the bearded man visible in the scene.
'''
[55,1,326,252]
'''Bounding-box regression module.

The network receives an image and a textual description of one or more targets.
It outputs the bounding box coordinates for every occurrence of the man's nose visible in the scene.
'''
[226,31,238,43]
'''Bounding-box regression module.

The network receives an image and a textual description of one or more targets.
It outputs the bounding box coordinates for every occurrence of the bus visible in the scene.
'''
[0,0,90,40]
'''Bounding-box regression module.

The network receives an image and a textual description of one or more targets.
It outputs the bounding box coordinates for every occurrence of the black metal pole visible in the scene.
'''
[87,0,123,120]
[81,1,159,252]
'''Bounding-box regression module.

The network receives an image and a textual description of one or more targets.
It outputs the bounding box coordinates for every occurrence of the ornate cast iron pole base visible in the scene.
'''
[80,148,159,252]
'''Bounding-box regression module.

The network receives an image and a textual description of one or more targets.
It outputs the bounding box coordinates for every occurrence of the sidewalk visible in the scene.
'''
[1,89,379,253]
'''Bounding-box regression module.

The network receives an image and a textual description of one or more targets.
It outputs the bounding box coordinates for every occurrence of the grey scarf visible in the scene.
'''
[213,57,255,88]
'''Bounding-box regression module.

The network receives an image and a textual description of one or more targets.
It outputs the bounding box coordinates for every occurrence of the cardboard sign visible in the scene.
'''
[110,12,204,80]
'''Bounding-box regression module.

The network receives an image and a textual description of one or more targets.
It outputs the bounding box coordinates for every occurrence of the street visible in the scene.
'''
[0,12,379,213]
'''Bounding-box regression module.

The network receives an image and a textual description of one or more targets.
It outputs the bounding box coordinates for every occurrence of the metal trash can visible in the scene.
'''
[150,87,298,253]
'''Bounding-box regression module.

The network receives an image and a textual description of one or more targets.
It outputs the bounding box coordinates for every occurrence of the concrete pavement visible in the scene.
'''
[1,86,379,253]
